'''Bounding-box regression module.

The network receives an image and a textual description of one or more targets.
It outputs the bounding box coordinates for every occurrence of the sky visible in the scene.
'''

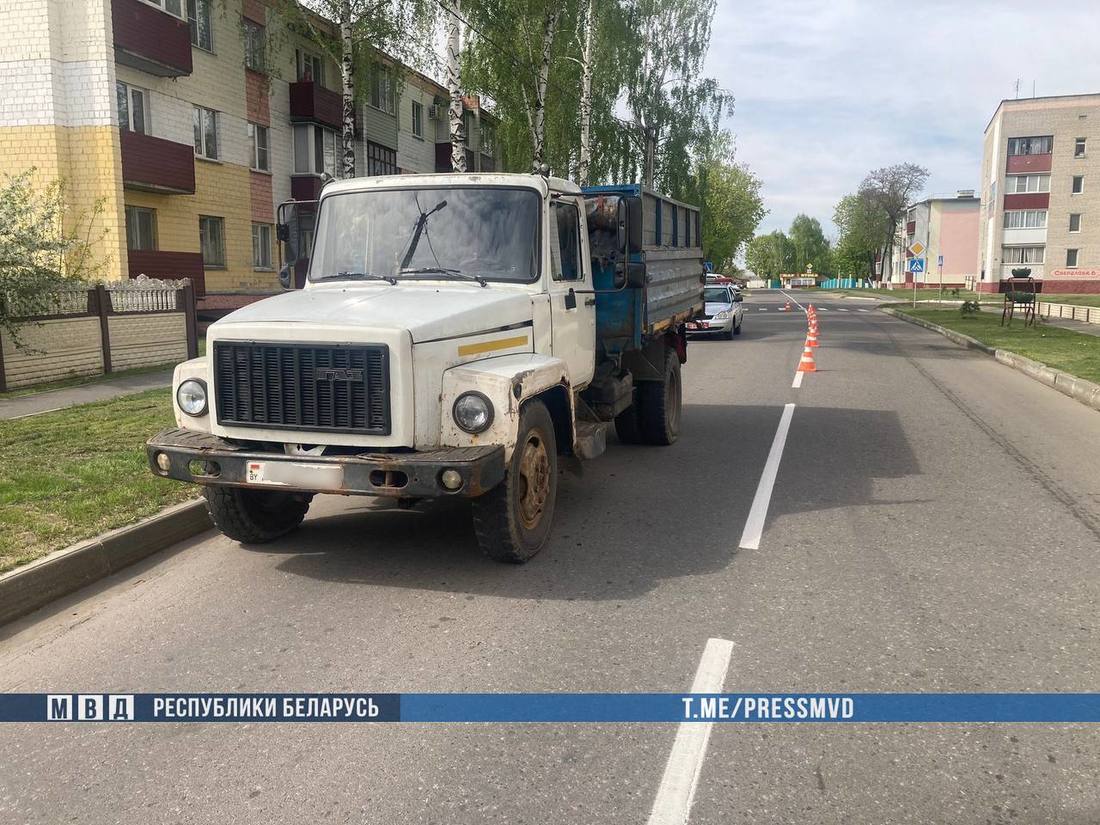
[705,0,1100,238]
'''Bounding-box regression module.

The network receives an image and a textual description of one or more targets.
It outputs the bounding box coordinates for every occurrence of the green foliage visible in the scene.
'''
[832,192,889,278]
[788,213,832,276]
[679,133,765,271]
[745,230,795,281]
[960,300,981,317]
[0,169,106,349]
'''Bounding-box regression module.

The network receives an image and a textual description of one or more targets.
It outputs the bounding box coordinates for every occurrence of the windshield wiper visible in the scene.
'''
[322,271,397,285]
[398,267,487,287]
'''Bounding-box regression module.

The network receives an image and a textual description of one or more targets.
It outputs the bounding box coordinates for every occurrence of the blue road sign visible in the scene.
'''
[908,258,925,274]
[937,255,944,267]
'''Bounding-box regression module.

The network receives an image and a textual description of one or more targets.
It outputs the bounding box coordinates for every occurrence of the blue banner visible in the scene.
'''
[3,693,1100,723]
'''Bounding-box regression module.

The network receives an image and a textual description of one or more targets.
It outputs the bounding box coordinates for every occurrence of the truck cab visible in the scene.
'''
[148,173,703,563]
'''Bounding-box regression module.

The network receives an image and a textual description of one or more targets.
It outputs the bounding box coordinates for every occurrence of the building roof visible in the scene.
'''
[984,91,1100,133]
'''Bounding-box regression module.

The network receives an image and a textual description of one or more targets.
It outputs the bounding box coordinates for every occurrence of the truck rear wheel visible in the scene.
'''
[638,345,682,445]
[471,400,557,563]
[203,486,311,544]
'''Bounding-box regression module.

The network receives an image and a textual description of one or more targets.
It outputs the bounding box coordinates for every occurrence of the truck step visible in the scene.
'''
[574,421,610,461]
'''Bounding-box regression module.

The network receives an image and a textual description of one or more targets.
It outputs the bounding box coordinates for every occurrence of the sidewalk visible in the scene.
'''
[0,368,173,420]
[1038,316,1100,338]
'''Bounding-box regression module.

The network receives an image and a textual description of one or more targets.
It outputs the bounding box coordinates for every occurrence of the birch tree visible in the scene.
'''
[281,0,435,178]
[576,0,594,186]
[444,0,466,172]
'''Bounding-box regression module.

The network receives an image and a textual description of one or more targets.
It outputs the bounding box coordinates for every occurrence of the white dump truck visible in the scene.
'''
[147,174,704,562]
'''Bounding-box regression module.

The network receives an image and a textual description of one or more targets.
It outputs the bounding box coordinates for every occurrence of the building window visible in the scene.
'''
[199,216,225,267]
[1072,175,1084,194]
[193,106,218,159]
[1067,248,1079,268]
[1075,138,1087,158]
[247,122,270,171]
[293,124,337,176]
[1070,213,1082,233]
[366,141,398,176]
[1007,174,1050,194]
[187,0,213,50]
[480,120,496,155]
[125,206,157,250]
[368,67,394,115]
[411,100,424,138]
[252,223,272,269]
[550,201,581,281]
[1002,245,1045,264]
[243,19,265,72]
[116,82,149,134]
[1003,209,1047,229]
[296,50,325,86]
[140,0,184,19]
[1006,135,1053,155]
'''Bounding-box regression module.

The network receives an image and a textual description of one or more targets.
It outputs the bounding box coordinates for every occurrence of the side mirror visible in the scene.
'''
[275,223,290,243]
[733,293,743,303]
[617,196,643,254]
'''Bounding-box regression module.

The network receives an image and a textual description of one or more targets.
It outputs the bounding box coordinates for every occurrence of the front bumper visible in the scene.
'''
[686,317,734,334]
[146,428,505,498]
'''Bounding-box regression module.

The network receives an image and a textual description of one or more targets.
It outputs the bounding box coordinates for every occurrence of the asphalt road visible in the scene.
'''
[2,290,1099,824]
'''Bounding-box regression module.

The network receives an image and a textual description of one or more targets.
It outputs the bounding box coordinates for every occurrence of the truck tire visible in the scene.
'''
[203,486,311,544]
[471,400,557,563]
[614,402,643,444]
[638,345,682,446]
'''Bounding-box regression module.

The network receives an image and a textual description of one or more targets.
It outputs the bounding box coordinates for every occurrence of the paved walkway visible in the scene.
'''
[1039,316,1100,337]
[0,368,173,420]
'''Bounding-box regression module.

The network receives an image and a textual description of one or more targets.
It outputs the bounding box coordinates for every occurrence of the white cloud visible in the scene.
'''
[708,0,1100,234]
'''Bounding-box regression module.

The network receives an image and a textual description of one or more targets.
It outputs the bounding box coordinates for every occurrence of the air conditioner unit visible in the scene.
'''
[428,104,443,120]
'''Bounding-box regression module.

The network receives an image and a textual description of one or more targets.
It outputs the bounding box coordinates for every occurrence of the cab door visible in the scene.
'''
[547,197,596,388]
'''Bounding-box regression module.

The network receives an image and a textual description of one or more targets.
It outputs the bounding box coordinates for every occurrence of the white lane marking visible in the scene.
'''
[646,638,735,825]
[779,290,806,311]
[758,308,767,311]
[791,371,804,388]
[817,306,829,311]
[837,308,848,312]
[858,309,869,313]
[738,403,796,551]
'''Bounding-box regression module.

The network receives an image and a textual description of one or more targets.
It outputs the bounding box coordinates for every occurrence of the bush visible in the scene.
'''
[960,300,981,317]
[0,169,107,349]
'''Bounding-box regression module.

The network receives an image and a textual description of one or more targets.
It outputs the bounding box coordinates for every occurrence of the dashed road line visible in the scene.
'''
[738,402,796,551]
[792,371,804,389]
[646,638,735,825]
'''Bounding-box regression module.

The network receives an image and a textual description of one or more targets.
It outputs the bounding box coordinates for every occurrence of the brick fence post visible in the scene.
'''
[182,281,198,359]
[95,284,113,375]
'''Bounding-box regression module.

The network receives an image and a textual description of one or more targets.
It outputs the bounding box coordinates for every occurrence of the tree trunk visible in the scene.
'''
[532,8,560,169]
[445,0,466,173]
[339,0,355,179]
[577,0,594,187]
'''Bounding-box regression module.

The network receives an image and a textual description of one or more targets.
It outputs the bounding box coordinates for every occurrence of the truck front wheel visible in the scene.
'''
[638,345,682,445]
[203,486,312,544]
[472,400,557,563]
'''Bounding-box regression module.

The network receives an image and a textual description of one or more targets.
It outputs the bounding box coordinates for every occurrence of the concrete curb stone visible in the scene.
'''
[883,307,1100,413]
[0,499,211,627]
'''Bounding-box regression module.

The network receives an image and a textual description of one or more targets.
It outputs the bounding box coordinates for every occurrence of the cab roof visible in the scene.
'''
[319,172,580,199]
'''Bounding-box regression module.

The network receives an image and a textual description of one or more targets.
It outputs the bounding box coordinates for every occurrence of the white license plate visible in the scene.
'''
[245,461,344,490]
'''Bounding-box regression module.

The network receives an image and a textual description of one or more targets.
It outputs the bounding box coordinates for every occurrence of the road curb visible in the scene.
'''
[0,499,211,627]
[883,307,1100,413]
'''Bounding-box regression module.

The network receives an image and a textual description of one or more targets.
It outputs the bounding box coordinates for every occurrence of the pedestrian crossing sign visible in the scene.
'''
[908,258,925,274]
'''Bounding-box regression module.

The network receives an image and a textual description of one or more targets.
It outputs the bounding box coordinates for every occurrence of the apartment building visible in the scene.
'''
[978,93,1100,293]
[0,0,501,309]
[888,193,980,287]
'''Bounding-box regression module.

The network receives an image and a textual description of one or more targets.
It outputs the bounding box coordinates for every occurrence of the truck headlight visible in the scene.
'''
[176,379,208,417]
[453,391,494,433]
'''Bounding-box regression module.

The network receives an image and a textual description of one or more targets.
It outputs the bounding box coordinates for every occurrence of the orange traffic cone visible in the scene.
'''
[784,300,792,311]
[807,304,816,314]
[806,329,819,348]
[809,319,819,334]
[797,343,817,372]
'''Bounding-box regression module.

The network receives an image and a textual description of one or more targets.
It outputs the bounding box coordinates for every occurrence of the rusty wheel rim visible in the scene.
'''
[517,432,550,531]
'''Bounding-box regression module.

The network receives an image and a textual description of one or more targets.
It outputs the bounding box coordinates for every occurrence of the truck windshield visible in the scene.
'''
[310,187,541,284]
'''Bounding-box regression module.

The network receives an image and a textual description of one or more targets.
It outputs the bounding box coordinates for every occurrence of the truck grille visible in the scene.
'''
[213,342,390,434]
